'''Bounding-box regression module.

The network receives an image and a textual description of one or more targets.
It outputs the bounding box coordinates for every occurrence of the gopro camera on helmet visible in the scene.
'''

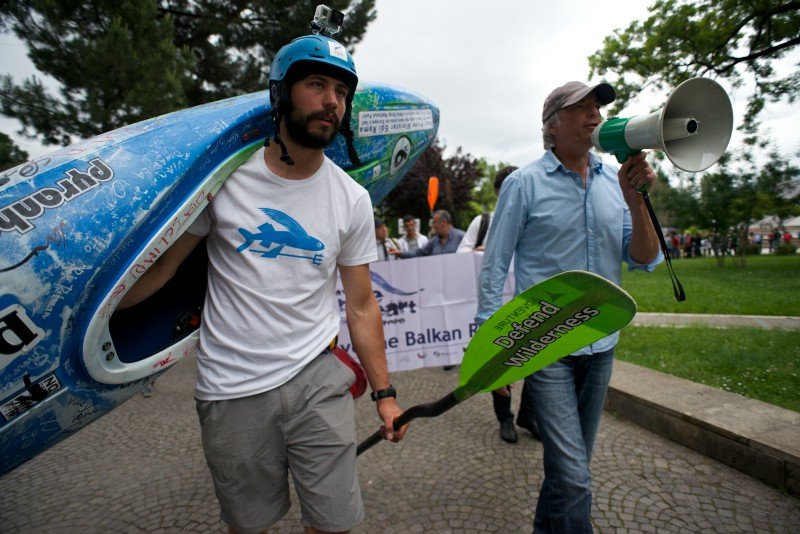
[311,4,344,37]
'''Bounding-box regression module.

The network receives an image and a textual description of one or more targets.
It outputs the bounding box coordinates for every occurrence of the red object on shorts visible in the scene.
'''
[333,347,367,398]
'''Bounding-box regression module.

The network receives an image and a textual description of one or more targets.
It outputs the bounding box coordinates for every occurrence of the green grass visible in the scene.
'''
[620,254,800,315]
[616,325,800,412]
[615,254,800,412]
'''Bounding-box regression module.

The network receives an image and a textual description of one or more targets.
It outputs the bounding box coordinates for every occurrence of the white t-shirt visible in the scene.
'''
[376,236,406,261]
[188,148,377,400]
[399,233,428,253]
[457,212,494,252]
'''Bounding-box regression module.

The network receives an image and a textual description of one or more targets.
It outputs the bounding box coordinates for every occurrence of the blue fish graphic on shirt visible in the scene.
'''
[237,208,325,265]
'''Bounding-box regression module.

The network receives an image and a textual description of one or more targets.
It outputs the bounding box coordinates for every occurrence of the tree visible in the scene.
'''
[0,0,375,146]
[378,140,483,233]
[692,149,798,265]
[0,132,28,171]
[468,159,514,216]
[588,0,800,143]
[699,169,736,223]
[158,0,375,105]
[642,164,700,231]
[755,152,800,220]
[589,0,800,265]
[1,1,195,145]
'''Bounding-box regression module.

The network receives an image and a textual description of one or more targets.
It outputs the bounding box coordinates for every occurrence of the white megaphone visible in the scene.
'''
[592,77,733,172]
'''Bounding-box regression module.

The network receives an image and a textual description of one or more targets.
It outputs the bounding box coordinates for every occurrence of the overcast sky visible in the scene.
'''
[2,0,798,173]
[353,0,800,171]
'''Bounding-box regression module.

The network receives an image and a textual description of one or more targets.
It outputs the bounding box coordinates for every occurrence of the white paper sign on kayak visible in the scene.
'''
[358,109,435,137]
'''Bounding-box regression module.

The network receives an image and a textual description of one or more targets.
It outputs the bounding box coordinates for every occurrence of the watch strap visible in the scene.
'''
[370,385,397,401]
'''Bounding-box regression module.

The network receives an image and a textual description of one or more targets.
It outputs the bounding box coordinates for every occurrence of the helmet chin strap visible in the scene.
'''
[265,109,295,166]
[273,132,295,166]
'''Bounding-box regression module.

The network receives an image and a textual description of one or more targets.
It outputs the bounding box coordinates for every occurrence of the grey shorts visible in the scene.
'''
[196,351,362,533]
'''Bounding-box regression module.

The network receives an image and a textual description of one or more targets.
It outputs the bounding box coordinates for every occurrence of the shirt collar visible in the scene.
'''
[544,149,605,175]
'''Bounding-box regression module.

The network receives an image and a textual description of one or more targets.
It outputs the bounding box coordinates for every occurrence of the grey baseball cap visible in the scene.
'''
[542,81,616,123]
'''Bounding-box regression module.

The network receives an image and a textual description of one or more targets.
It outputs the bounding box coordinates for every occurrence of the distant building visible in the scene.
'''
[784,215,800,237]
[749,215,781,235]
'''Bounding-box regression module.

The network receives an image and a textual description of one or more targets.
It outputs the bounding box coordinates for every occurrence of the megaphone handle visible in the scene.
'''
[641,192,686,302]
[612,149,685,300]
[614,149,650,194]
[613,149,635,165]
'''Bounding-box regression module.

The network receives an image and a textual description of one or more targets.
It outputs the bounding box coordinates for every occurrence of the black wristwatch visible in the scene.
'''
[370,385,397,401]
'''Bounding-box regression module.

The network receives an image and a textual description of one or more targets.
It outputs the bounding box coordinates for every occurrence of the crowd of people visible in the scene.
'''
[764,228,798,252]
[663,228,797,259]
[374,209,465,259]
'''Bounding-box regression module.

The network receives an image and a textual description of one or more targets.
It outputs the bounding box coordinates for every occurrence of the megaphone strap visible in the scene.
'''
[642,192,686,302]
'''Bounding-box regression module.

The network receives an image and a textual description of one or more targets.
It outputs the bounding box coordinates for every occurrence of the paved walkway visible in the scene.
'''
[1,315,798,533]
[633,312,800,330]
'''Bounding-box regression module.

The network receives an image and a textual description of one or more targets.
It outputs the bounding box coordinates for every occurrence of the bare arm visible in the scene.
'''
[118,231,204,310]
[339,263,407,442]
[618,152,660,264]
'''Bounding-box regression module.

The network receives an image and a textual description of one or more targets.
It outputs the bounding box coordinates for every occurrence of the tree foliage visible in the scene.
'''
[0,0,375,146]
[651,147,798,267]
[752,151,800,220]
[653,148,799,226]
[1,1,195,144]
[0,132,28,171]
[589,0,800,264]
[378,140,483,233]
[642,164,701,231]
[158,0,375,105]
[588,0,800,142]
[468,159,513,216]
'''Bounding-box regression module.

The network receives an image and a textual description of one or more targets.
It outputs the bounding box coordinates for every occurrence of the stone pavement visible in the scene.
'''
[620,312,800,497]
[1,332,799,533]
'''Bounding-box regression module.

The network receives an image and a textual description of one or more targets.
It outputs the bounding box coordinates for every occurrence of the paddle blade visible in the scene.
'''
[427,176,439,212]
[456,270,636,399]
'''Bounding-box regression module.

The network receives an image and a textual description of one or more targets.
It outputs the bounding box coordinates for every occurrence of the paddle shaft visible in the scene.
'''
[357,392,459,456]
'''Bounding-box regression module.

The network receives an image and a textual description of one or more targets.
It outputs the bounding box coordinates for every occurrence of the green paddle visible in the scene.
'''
[357,270,637,456]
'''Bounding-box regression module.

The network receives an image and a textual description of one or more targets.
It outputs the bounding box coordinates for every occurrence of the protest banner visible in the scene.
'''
[336,253,514,371]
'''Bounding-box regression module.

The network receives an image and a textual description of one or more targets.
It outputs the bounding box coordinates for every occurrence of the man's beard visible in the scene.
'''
[284,106,341,149]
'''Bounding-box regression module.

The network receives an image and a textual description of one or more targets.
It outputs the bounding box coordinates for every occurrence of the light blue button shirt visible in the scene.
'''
[476,150,663,354]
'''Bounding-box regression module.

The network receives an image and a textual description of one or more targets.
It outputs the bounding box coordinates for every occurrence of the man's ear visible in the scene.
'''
[546,118,556,138]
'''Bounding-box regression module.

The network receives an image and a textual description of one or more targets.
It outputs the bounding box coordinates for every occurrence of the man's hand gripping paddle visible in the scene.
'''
[357,270,637,456]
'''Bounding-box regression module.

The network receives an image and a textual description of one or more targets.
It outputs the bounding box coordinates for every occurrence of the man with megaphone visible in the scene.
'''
[477,80,663,533]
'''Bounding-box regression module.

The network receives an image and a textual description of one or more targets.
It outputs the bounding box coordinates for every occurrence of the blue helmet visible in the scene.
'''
[269,34,358,108]
[267,34,360,166]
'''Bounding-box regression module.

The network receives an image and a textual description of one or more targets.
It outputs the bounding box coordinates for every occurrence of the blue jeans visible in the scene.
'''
[524,348,615,534]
